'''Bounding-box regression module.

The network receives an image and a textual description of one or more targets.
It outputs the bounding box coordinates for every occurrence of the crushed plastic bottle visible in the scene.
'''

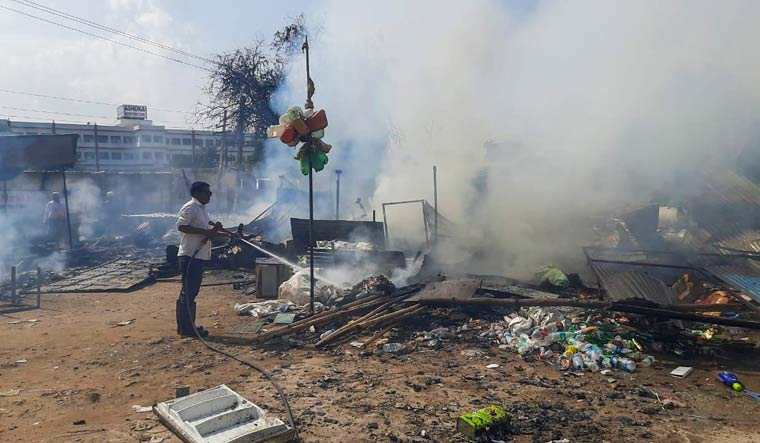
[584,344,603,363]
[502,332,515,346]
[548,331,570,343]
[640,355,655,367]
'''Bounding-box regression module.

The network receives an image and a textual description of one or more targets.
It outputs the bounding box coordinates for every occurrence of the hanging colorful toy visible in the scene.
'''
[267,105,331,175]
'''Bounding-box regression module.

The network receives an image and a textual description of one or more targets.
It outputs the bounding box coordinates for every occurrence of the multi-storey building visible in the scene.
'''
[0,105,257,171]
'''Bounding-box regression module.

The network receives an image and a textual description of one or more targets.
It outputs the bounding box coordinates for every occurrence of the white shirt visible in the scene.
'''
[44,201,66,223]
[176,198,211,260]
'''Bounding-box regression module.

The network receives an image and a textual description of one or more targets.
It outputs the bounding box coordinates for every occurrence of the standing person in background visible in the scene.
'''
[175,181,234,337]
[43,192,67,249]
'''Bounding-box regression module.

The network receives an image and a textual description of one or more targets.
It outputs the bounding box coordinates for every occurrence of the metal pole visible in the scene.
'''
[433,165,438,242]
[303,35,315,315]
[373,209,376,222]
[222,110,228,168]
[335,170,342,219]
[10,266,16,304]
[36,267,41,308]
[382,203,389,248]
[2,180,7,215]
[421,200,430,247]
[191,129,196,164]
[94,123,100,172]
[308,148,315,315]
[51,120,56,134]
[61,167,73,250]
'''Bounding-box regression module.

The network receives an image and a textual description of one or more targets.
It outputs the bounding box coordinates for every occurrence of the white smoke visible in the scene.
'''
[266,1,760,278]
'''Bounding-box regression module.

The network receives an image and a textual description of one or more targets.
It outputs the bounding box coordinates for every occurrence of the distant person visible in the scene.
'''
[43,192,67,249]
[175,181,234,337]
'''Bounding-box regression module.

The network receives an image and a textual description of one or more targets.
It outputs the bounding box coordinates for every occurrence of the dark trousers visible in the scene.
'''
[176,256,205,335]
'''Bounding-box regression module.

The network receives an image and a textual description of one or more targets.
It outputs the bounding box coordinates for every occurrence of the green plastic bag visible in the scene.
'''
[535,265,569,289]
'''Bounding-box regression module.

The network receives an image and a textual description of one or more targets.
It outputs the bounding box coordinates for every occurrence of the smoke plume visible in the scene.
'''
[265,1,760,278]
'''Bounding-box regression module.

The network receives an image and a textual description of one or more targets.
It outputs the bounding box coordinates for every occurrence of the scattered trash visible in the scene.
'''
[535,266,570,289]
[131,405,153,413]
[382,343,406,353]
[670,367,694,378]
[109,319,135,327]
[350,341,365,348]
[273,313,296,324]
[486,363,500,369]
[154,384,294,443]
[73,420,86,425]
[456,405,510,440]
[319,329,336,340]
[15,359,28,364]
[719,371,760,401]
[234,300,293,318]
[0,389,21,397]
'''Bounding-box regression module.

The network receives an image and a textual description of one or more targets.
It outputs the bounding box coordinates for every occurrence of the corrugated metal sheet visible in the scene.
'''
[703,260,760,304]
[592,265,677,306]
[290,218,386,254]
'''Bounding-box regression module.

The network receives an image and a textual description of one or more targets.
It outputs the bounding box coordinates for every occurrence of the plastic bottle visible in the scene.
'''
[640,355,655,367]
[383,343,406,353]
[540,348,554,360]
[567,338,591,351]
[585,345,603,363]
[548,331,569,343]
[516,335,535,355]
[571,353,584,370]
[612,356,636,372]
[583,356,600,372]
[502,332,515,346]
[319,328,336,340]
[601,356,613,368]
[605,343,632,355]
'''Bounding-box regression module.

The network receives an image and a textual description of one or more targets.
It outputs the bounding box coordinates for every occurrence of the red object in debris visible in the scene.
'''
[307,109,328,131]
[280,126,297,144]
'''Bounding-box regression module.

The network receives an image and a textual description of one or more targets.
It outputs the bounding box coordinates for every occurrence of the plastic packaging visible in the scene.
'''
[640,356,655,367]
[319,328,336,340]
[611,356,636,372]
[605,343,632,355]
[571,353,584,370]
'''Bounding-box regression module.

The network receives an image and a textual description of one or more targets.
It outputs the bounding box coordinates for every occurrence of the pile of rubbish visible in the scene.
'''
[495,307,655,372]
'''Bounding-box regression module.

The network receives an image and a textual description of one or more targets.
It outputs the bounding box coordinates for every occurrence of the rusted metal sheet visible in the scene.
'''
[40,259,156,293]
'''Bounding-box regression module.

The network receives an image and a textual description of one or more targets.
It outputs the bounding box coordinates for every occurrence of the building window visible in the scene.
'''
[100,152,110,160]
[84,151,95,160]
[76,151,82,160]
[153,135,164,143]
[155,152,164,160]
[171,138,181,145]
[215,139,222,147]
[83,134,94,143]
[98,135,108,143]
[123,136,135,144]
[110,136,122,144]
[142,152,153,160]
[205,139,214,148]
[182,138,192,146]
[123,152,135,160]
[111,152,122,160]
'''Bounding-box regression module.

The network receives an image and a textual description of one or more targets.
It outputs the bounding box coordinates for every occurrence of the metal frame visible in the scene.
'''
[381,199,430,248]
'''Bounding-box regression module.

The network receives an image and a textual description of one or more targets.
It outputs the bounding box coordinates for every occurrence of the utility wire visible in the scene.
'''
[0,4,212,71]
[0,105,109,119]
[10,0,215,64]
[0,88,198,115]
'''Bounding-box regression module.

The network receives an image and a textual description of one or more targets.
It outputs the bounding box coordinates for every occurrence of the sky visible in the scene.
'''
[0,0,318,128]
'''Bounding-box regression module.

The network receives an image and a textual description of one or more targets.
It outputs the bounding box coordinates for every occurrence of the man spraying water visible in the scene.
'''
[175,181,234,337]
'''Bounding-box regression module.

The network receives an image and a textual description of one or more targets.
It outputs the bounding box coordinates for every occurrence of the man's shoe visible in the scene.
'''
[196,326,210,338]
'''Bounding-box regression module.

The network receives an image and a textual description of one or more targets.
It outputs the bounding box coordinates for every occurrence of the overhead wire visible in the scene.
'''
[10,0,215,64]
[0,4,212,71]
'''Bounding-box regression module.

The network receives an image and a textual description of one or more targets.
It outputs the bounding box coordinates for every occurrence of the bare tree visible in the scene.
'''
[198,17,306,144]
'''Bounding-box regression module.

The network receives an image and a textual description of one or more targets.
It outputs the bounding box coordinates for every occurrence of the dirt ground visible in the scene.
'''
[2,272,760,443]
